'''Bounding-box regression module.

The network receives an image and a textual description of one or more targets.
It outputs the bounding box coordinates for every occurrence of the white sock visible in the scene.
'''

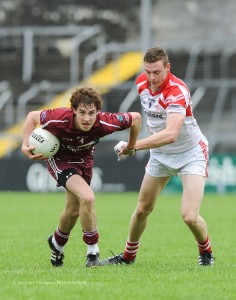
[87,244,99,255]
[52,235,64,252]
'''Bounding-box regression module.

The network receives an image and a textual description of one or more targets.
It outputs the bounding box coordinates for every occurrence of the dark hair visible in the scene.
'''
[70,87,103,111]
[143,47,169,67]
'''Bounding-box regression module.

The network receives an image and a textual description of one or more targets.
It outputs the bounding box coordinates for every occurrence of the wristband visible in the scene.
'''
[125,147,136,156]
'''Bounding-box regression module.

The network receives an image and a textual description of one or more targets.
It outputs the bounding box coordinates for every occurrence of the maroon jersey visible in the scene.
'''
[40,108,132,169]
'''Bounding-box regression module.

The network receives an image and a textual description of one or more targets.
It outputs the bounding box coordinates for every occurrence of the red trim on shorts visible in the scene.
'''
[199,140,208,177]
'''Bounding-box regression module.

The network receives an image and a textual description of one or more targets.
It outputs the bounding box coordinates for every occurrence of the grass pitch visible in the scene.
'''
[0,191,236,300]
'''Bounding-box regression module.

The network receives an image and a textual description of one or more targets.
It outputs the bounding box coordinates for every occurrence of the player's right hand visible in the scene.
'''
[114,141,129,161]
[21,145,47,160]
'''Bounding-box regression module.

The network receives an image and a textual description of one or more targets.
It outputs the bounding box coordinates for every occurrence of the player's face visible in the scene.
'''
[144,60,170,92]
[73,103,98,131]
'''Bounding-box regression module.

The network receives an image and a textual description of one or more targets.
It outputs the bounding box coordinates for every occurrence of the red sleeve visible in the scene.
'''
[136,72,149,95]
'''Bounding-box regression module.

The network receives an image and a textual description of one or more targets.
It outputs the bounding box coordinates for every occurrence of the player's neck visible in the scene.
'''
[73,116,80,130]
[150,84,160,93]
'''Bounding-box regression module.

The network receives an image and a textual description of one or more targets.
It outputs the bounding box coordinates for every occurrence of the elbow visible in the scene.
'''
[167,132,179,144]
[133,112,142,122]
[131,112,142,126]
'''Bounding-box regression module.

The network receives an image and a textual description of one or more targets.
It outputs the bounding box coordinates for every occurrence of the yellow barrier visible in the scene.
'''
[0,51,143,158]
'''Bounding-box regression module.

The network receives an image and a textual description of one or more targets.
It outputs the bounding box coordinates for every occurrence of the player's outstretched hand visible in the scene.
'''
[114,141,136,161]
[114,141,128,161]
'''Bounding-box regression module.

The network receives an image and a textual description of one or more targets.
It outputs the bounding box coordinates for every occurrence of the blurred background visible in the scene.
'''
[0,0,235,193]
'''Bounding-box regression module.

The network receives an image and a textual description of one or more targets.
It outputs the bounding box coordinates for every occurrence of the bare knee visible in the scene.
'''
[79,192,95,208]
[135,205,153,219]
[182,212,198,227]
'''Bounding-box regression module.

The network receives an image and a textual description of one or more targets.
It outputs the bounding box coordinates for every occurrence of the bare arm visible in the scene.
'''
[135,112,185,150]
[21,110,46,160]
[125,112,142,151]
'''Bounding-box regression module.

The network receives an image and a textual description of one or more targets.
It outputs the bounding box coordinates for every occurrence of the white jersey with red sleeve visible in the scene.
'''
[39,108,132,163]
[136,71,207,153]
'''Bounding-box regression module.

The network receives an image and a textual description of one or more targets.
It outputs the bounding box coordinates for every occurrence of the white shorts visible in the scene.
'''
[146,140,209,178]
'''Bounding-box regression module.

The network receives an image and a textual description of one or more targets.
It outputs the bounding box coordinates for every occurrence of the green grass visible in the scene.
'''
[0,191,236,300]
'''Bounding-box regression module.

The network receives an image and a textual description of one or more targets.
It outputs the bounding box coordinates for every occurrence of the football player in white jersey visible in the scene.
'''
[101,47,214,266]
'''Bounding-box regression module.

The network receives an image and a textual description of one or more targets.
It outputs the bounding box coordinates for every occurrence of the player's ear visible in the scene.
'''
[72,107,77,114]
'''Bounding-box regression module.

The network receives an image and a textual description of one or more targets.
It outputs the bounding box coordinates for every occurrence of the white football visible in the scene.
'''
[28,127,60,158]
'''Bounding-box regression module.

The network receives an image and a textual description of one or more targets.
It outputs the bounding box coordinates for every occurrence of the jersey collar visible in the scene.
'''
[159,70,171,92]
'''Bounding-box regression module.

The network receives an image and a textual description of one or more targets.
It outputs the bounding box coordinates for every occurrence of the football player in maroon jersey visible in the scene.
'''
[21,86,141,268]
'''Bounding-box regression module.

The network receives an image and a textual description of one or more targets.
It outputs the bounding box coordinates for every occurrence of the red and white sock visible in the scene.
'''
[196,235,212,254]
[123,241,140,261]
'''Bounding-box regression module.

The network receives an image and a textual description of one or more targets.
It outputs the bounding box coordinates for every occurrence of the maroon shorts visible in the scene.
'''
[46,158,92,188]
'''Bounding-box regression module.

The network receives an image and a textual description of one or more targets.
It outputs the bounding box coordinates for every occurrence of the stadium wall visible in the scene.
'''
[0,145,236,193]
